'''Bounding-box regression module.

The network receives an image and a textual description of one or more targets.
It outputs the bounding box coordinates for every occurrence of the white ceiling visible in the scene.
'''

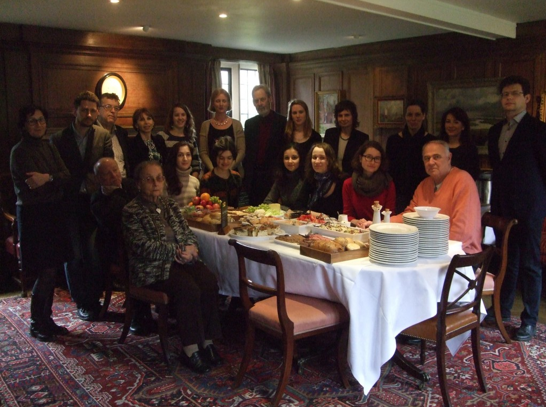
[1,0,545,54]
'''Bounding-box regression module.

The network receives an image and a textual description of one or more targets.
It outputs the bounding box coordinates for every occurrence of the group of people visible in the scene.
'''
[8,75,546,376]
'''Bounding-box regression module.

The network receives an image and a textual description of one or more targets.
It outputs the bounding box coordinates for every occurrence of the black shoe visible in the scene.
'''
[30,323,56,342]
[77,307,98,321]
[514,324,536,342]
[180,351,211,374]
[203,344,224,366]
[46,319,69,336]
[130,319,152,336]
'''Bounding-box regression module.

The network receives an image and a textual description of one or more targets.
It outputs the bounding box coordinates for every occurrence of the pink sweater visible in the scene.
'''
[391,167,482,254]
[342,177,396,221]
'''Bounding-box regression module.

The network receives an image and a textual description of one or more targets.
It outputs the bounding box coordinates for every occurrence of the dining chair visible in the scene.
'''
[400,246,494,407]
[117,245,172,370]
[228,238,350,407]
[0,172,30,297]
[481,212,517,343]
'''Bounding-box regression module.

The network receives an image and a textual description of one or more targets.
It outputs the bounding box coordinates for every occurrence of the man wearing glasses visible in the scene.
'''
[96,93,131,178]
[391,140,482,255]
[487,75,546,341]
[50,91,113,322]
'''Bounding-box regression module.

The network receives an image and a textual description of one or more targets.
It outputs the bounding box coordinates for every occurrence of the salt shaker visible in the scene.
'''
[382,208,391,223]
[372,201,382,224]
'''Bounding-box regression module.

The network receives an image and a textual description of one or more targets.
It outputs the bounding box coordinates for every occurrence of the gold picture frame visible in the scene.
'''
[539,92,546,122]
[95,72,128,109]
[375,97,405,127]
[315,90,343,135]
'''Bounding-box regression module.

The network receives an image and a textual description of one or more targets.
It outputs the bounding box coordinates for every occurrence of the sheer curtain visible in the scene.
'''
[206,60,222,110]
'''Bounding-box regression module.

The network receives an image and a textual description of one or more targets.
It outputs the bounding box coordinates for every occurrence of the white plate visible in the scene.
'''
[228,233,276,241]
[369,223,418,235]
[403,212,450,221]
[273,220,314,235]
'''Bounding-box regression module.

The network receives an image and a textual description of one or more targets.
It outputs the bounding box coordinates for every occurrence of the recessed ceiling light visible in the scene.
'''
[219,13,227,18]
[110,0,119,3]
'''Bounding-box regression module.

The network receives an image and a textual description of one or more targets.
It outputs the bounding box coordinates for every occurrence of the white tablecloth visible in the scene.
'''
[193,228,471,394]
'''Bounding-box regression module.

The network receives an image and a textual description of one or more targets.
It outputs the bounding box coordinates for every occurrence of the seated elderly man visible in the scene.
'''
[90,158,144,326]
[391,140,481,254]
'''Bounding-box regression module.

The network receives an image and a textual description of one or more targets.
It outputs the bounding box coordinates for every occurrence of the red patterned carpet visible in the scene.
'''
[0,289,545,406]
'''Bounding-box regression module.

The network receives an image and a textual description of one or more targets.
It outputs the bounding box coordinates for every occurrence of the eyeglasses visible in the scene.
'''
[101,104,121,111]
[501,91,524,98]
[362,154,381,163]
[143,175,165,184]
[27,117,46,126]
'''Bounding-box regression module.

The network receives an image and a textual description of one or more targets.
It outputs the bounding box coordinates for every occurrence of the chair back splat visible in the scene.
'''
[228,238,350,407]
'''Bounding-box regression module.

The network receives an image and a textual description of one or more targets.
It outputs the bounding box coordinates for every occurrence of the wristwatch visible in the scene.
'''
[49,174,54,183]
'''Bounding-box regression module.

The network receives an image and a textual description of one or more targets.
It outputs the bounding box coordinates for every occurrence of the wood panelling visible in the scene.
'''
[291,74,315,117]
[347,69,373,137]
[374,66,407,97]
[316,72,342,92]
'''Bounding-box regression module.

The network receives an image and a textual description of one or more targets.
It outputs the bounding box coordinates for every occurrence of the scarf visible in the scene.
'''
[308,171,336,209]
[352,170,392,197]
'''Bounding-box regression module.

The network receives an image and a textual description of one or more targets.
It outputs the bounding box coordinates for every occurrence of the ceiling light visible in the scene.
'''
[110,0,119,3]
[219,13,227,18]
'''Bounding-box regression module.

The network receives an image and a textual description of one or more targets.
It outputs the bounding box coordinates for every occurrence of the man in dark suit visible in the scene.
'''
[96,92,132,178]
[50,90,113,321]
[487,75,546,341]
[243,85,287,206]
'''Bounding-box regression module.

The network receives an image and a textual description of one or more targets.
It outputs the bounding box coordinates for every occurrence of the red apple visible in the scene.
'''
[206,204,213,210]
[200,200,207,207]
[212,203,220,210]
[192,196,201,205]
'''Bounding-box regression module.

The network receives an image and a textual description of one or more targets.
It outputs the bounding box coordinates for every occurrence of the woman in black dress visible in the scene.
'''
[199,89,245,175]
[10,105,72,342]
[284,99,322,161]
[323,99,369,176]
[440,107,480,180]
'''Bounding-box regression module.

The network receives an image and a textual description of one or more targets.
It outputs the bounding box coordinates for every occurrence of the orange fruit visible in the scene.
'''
[200,192,211,202]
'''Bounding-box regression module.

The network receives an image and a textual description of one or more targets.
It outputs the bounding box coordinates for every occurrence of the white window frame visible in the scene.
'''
[220,61,259,122]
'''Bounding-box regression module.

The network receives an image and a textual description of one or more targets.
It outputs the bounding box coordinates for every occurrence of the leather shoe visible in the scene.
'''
[46,319,69,336]
[30,323,56,342]
[180,351,211,374]
[484,307,510,323]
[514,324,536,342]
[203,344,224,366]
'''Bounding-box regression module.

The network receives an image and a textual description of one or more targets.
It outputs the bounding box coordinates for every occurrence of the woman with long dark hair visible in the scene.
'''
[158,103,201,178]
[285,99,322,160]
[164,141,200,207]
[264,143,308,211]
[10,105,72,342]
[440,106,480,180]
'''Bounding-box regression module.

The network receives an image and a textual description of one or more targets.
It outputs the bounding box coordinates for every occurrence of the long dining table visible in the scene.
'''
[191,226,472,395]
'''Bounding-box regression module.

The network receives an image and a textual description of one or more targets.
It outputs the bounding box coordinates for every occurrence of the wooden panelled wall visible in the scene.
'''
[288,20,546,145]
[1,21,546,172]
[0,24,287,172]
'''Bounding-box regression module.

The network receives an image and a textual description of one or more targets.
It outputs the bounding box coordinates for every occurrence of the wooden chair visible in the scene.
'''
[228,239,350,407]
[98,243,126,320]
[0,172,30,297]
[400,247,494,407]
[481,212,518,343]
[117,245,172,370]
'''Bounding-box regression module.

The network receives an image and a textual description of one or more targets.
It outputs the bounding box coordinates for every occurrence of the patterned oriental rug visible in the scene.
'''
[0,290,545,407]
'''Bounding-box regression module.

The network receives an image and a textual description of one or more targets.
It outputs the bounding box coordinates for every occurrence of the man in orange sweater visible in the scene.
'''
[391,140,481,254]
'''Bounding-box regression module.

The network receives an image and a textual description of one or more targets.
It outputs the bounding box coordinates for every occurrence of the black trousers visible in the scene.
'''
[148,261,222,346]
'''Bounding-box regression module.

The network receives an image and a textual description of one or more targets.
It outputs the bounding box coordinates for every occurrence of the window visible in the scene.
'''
[220,61,260,122]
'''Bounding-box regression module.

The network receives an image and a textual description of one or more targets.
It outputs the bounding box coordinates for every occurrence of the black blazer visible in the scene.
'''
[488,113,546,223]
[113,125,132,178]
[127,133,167,171]
[323,128,369,175]
[243,110,287,183]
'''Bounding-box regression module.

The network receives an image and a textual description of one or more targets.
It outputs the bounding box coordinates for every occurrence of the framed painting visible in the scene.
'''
[428,78,503,146]
[376,97,405,127]
[539,92,546,122]
[315,90,343,135]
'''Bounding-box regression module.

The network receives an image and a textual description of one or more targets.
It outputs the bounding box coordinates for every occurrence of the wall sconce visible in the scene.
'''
[95,72,128,109]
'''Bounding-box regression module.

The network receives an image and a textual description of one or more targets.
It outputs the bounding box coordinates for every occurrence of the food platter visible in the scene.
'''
[273,219,314,235]
[311,224,369,242]
[228,233,276,241]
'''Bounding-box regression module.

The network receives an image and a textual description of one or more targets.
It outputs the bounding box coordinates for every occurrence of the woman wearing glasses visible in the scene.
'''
[10,105,72,342]
[342,141,396,228]
[123,160,222,374]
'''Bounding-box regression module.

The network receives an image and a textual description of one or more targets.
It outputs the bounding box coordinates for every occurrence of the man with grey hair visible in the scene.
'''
[391,140,482,254]
[50,90,113,321]
[242,84,287,206]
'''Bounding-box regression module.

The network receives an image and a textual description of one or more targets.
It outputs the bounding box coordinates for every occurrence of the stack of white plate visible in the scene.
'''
[368,223,419,266]
[402,212,450,257]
